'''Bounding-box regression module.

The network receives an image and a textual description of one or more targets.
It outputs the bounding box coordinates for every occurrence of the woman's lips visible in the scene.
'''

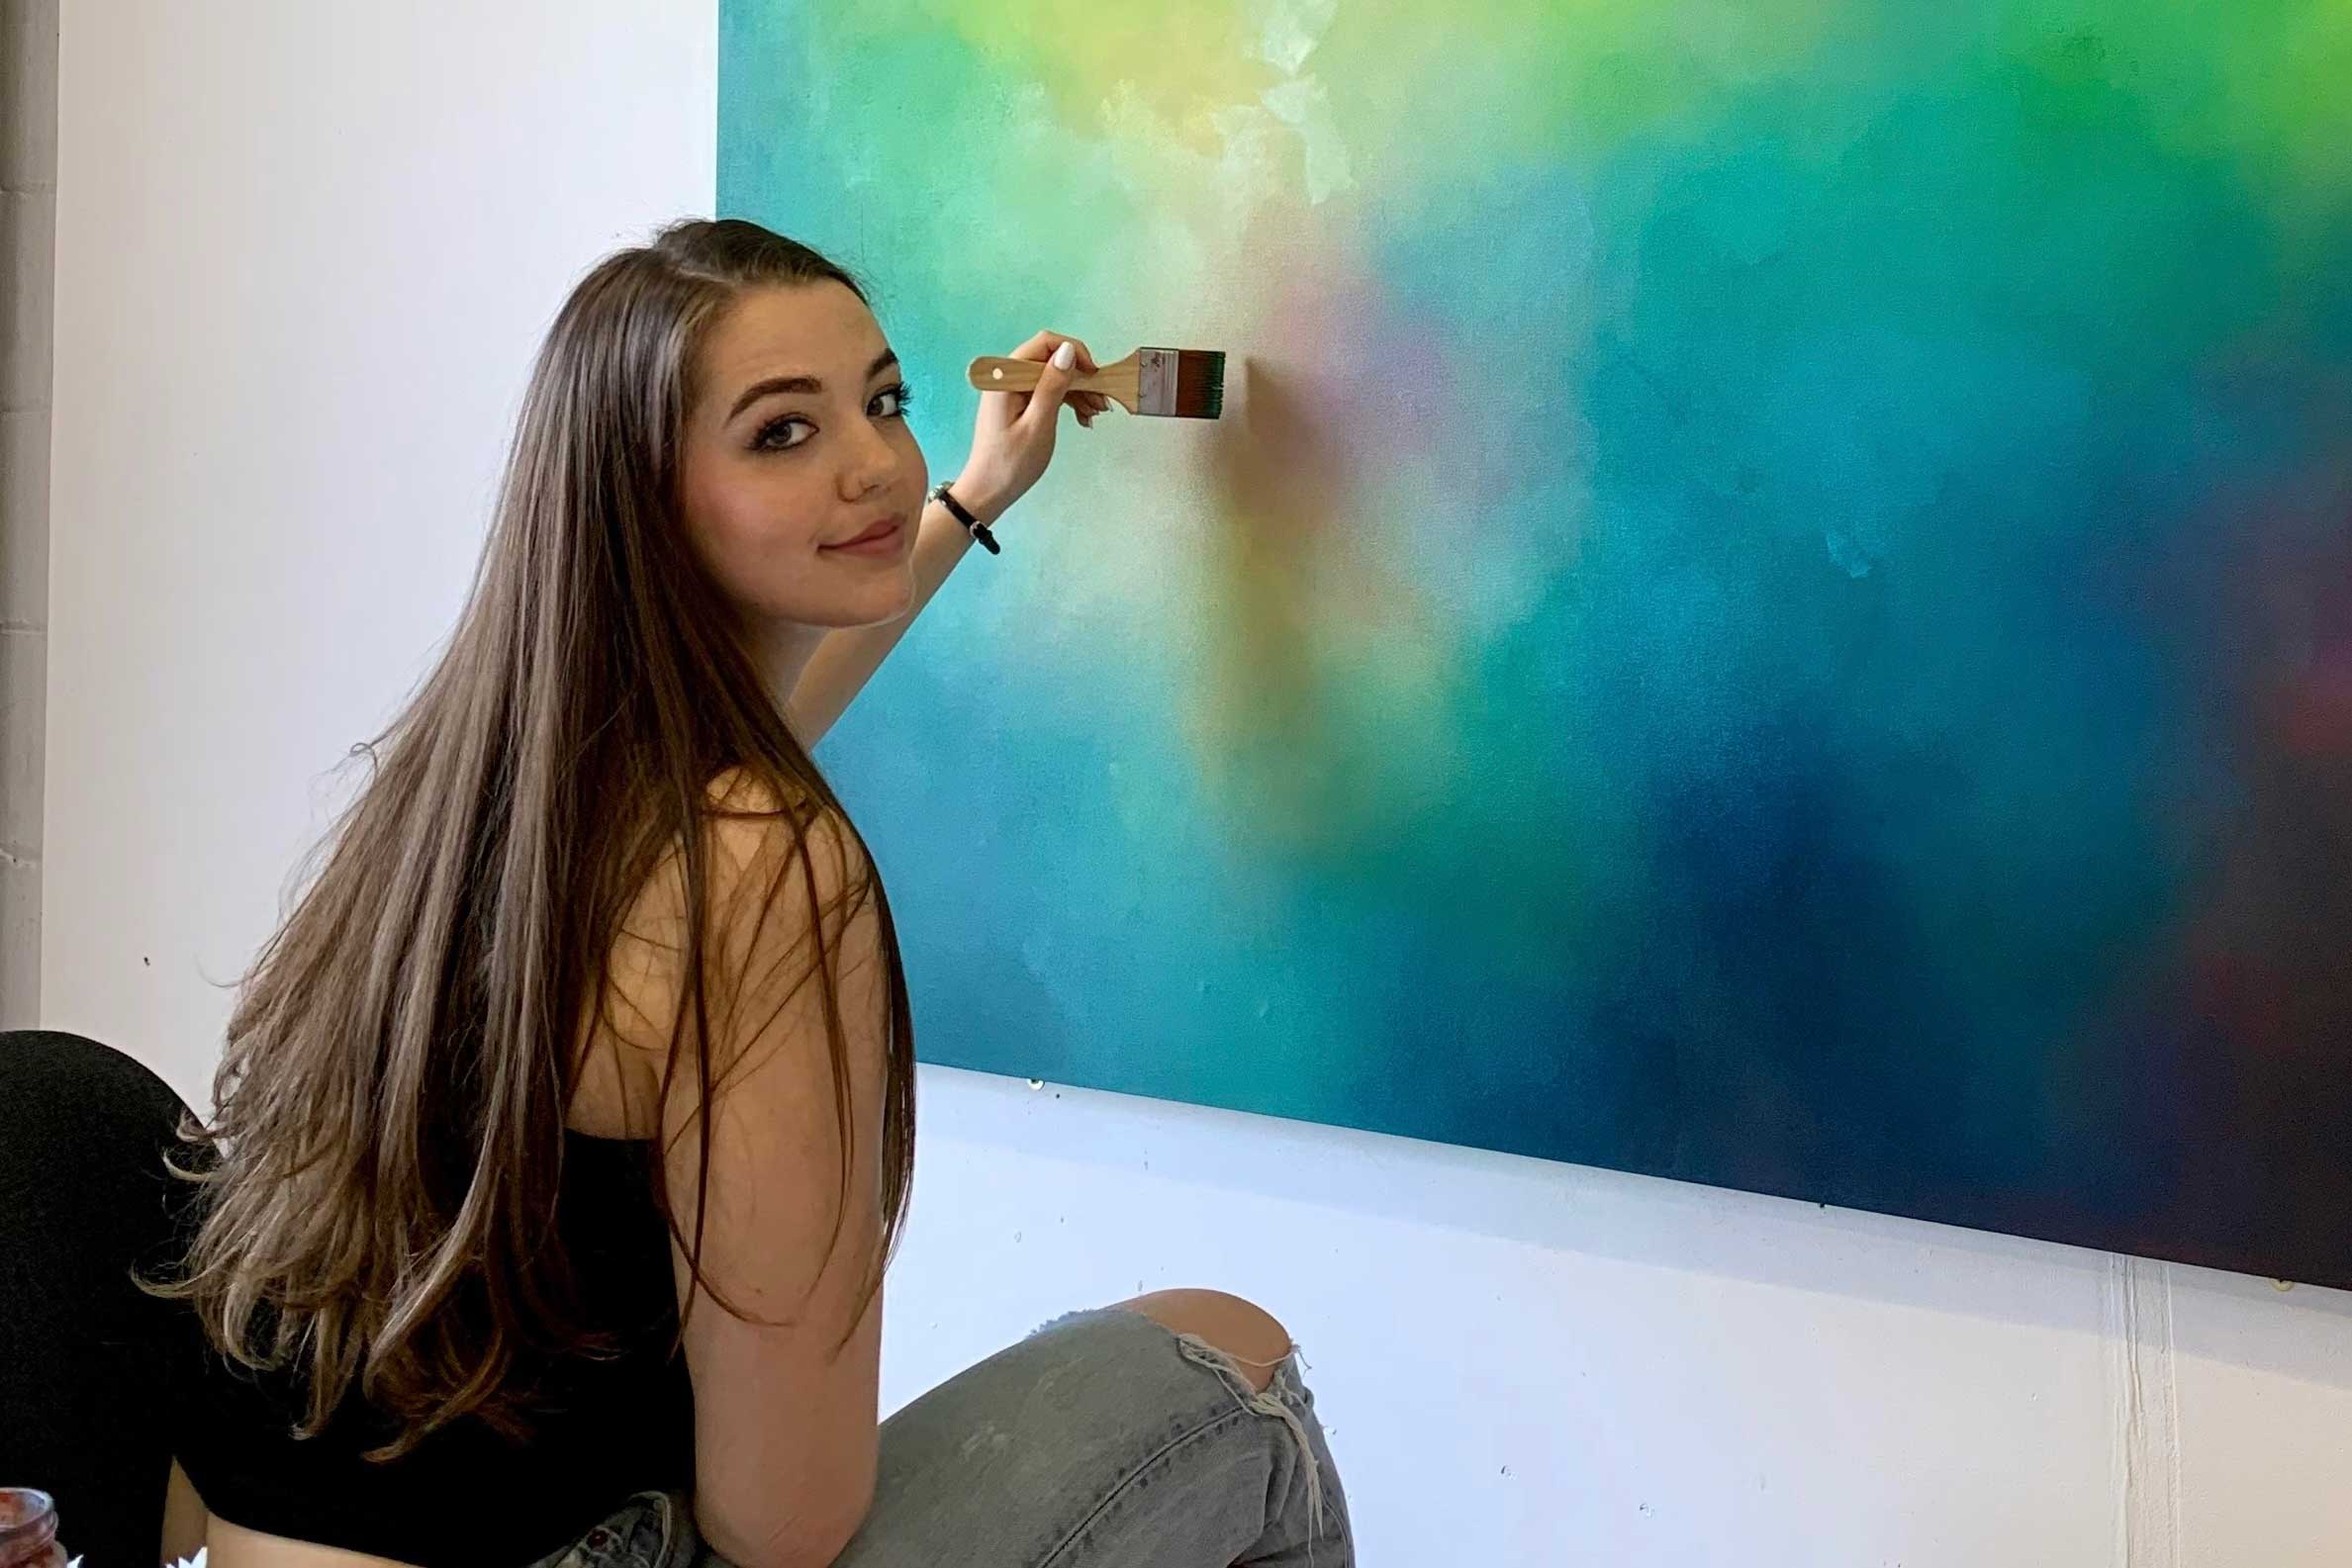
[824,516,904,555]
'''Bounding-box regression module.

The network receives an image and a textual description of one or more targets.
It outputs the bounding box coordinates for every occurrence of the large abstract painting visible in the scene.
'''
[720,1,2352,1285]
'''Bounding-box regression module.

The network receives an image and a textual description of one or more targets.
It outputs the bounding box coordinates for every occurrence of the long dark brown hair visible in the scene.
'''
[154,219,916,1454]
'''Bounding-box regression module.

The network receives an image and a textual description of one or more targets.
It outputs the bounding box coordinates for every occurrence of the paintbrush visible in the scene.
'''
[967,346,1226,419]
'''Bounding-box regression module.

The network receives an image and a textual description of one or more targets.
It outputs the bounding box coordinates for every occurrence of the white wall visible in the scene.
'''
[40,5,2352,1564]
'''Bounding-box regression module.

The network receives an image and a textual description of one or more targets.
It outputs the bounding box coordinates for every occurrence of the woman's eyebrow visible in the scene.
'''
[727,350,901,421]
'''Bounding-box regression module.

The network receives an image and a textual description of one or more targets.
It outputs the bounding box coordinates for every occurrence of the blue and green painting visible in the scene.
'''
[722,0,2352,1284]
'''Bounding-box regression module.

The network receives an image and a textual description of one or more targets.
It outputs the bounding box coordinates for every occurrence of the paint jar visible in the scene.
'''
[0,1490,64,1568]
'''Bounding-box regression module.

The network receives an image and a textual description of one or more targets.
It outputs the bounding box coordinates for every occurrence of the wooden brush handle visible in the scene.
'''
[968,350,1141,413]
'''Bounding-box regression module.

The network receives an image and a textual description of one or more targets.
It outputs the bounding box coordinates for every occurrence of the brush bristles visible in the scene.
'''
[1171,349,1225,419]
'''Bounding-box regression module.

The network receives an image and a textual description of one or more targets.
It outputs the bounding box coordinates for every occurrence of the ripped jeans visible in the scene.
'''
[538,1308,1351,1568]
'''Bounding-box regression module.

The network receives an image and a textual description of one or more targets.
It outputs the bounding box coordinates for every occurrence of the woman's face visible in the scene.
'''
[680,281,928,632]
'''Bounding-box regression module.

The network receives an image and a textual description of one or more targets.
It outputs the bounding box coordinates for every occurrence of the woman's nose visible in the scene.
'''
[838,424,900,501]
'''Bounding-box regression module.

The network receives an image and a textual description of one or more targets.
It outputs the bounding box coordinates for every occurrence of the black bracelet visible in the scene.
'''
[930,482,999,554]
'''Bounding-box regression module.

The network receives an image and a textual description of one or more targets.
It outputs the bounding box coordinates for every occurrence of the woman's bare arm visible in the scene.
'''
[644,785,893,1568]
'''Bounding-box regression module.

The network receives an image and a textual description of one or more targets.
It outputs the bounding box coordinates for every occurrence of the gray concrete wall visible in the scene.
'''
[1,0,55,1026]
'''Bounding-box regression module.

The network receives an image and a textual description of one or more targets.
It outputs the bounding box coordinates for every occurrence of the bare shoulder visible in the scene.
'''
[628,768,863,904]
[699,765,871,910]
[579,767,872,1096]
[704,762,786,815]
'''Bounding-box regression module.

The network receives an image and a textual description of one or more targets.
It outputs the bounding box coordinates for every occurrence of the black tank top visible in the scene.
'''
[173,1134,695,1568]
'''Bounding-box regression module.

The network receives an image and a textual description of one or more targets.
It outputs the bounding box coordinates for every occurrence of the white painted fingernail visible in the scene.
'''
[1052,341,1076,369]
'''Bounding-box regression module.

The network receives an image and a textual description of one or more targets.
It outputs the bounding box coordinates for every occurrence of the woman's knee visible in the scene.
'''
[1115,1288,1294,1392]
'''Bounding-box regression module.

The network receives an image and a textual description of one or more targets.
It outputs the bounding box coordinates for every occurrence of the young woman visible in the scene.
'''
[6,219,1347,1568]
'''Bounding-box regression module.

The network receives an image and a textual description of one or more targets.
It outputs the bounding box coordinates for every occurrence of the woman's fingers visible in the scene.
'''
[1011,330,1098,372]
[1001,331,1106,425]
[1011,340,1081,440]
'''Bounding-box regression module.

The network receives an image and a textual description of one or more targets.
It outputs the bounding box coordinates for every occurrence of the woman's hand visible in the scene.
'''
[953,328,1109,525]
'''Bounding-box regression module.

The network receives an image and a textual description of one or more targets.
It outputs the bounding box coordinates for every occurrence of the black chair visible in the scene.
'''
[1,1030,192,1566]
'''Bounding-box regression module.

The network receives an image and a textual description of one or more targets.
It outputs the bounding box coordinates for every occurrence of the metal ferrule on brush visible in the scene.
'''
[1138,348,1177,418]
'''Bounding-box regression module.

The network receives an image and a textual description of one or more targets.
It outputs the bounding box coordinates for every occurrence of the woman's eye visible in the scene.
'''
[872,383,915,419]
[753,416,813,452]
